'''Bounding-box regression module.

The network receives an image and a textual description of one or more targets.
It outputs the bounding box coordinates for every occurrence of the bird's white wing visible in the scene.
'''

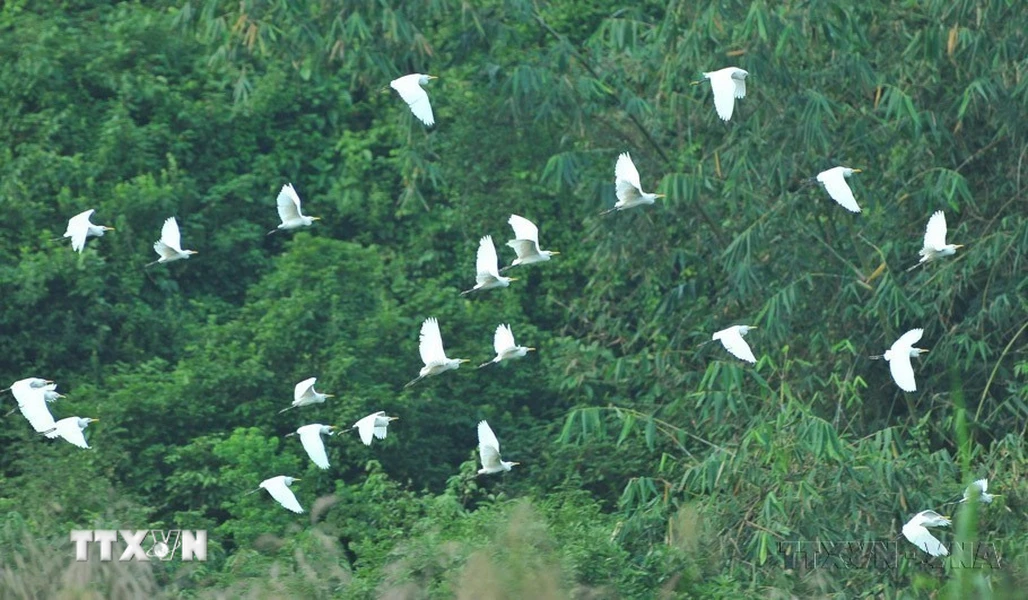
[478,420,501,454]
[902,524,948,557]
[614,153,643,203]
[709,73,738,121]
[506,240,538,260]
[160,217,183,252]
[733,72,747,98]
[264,480,304,513]
[53,420,90,449]
[894,328,925,348]
[419,318,447,366]
[390,75,434,126]
[354,413,380,446]
[713,328,757,363]
[294,377,317,402]
[298,426,330,469]
[476,236,500,279]
[817,170,861,213]
[494,324,516,355]
[508,215,540,245]
[373,421,390,440]
[11,382,41,407]
[277,184,303,223]
[888,354,917,392]
[19,394,57,433]
[972,478,988,493]
[923,211,948,250]
[66,210,94,252]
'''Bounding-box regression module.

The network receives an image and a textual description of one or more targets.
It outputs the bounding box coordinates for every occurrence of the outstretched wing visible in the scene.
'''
[709,72,738,121]
[353,412,382,446]
[494,324,516,355]
[923,211,948,251]
[294,377,317,402]
[263,479,304,514]
[713,327,757,363]
[614,153,643,204]
[160,217,183,252]
[51,419,90,449]
[66,210,95,253]
[298,426,330,469]
[419,317,447,366]
[475,235,500,280]
[888,354,917,392]
[893,328,925,349]
[390,74,434,126]
[477,420,502,469]
[817,169,861,213]
[18,393,57,433]
[508,214,540,245]
[277,184,304,223]
[902,523,948,557]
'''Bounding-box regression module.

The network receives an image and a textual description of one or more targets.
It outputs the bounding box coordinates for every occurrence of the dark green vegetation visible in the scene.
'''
[1,1,1026,597]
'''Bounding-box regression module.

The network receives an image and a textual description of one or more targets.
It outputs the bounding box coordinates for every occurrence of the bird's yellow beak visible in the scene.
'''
[389,416,400,421]
[294,479,302,482]
[427,75,438,80]
[460,359,471,363]
[954,244,965,249]
[656,194,667,198]
[551,251,561,255]
[852,168,863,173]
[324,394,335,398]
[312,217,322,221]
[510,462,521,466]
[526,347,536,352]
[509,277,519,281]
[690,81,701,86]
[105,226,116,231]
[91,417,100,421]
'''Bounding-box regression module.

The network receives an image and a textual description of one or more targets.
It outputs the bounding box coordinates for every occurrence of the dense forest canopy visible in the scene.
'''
[1,0,1025,597]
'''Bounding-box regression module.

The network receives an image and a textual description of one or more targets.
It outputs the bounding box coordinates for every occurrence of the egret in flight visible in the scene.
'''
[279,378,333,413]
[44,417,99,449]
[390,73,437,127]
[269,183,320,234]
[9,379,57,433]
[405,317,469,388]
[693,67,748,121]
[603,152,665,215]
[815,167,863,213]
[503,215,559,270]
[63,209,114,253]
[479,324,534,368]
[287,424,336,469]
[147,217,197,266]
[712,325,758,364]
[352,411,398,446]
[477,420,519,475]
[251,476,304,513]
[908,211,963,271]
[871,328,928,392]
[961,479,997,504]
[461,235,516,296]
[902,510,951,556]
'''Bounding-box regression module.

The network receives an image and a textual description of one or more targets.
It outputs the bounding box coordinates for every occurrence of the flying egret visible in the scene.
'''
[871,328,928,392]
[352,411,398,446]
[477,420,519,475]
[712,325,758,364]
[278,378,333,413]
[602,152,665,215]
[253,476,304,513]
[268,183,320,234]
[901,510,951,556]
[503,215,559,270]
[960,479,996,504]
[44,417,98,449]
[286,424,335,469]
[461,235,517,296]
[479,324,535,368]
[692,67,748,121]
[405,317,469,388]
[815,167,863,213]
[908,211,963,271]
[390,73,437,127]
[63,209,114,253]
[9,379,57,433]
[147,217,197,266]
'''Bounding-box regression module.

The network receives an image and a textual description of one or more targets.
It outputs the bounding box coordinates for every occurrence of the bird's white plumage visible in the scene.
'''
[961,479,994,503]
[151,217,196,264]
[352,411,395,446]
[712,326,757,363]
[480,324,533,367]
[902,510,950,556]
[505,214,557,266]
[703,67,748,121]
[390,73,435,126]
[477,420,518,474]
[615,152,643,204]
[259,476,304,513]
[476,235,501,282]
[816,167,862,213]
[883,328,925,392]
[276,184,304,224]
[294,377,318,403]
[295,424,333,469]
[11,380,57,433]
[64,209,111,253]
[923,211,948,251]
[418,318,448,367]
[45,417,95,449]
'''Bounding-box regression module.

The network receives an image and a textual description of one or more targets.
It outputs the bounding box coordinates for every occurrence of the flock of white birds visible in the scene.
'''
[2,68,990,551]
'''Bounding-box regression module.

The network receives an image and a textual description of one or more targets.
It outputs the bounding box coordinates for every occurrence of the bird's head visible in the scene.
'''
[85,417,100,423]
[284,477,301,485]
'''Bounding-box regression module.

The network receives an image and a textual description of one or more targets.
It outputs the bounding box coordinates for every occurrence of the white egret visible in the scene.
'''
[147,217,197,266]
[901,510,951,556]
[44,417,98,449]
[693,67,748,121]
[63,209,114,253]
[405,317,469,388]
[461,235,517,296]
[960,479,996,504]
[352,411,398,446]
[1,377,52,394]
[815,167,863,213]
[871,328,928,392]
[278,377,333,413]
[602,152,665,215]
[712,325,758,364]
[503,215,559,269]
[479,324,535,368]
[253,476,304,513]
[477,420,519,475]
[287,424,335,469]
[268,183,320,234]
[908,211,963,271]
[390,73,437,127]
[9,379,57,433]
